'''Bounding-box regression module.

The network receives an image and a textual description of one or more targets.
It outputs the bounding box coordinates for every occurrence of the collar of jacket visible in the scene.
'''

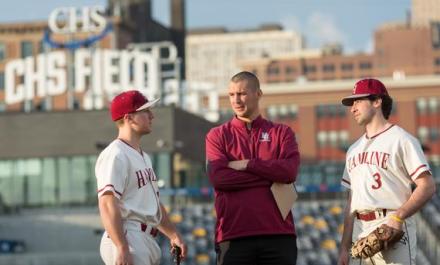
[231,115,265,130]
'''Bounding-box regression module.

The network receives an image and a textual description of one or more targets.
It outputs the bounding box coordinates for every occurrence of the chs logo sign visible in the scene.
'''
[4,6,180,107]
[48,6,107,34]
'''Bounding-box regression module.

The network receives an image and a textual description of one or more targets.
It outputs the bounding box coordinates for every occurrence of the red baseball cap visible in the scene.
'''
[342,78,389,106]
[110,90,159,121]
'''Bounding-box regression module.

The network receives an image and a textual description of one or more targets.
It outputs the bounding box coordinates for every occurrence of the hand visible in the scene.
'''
[170,233,187,260]
[386,216,403,231]
[227,160,249,171]
[337,248,350,265]
[116,245,133,265]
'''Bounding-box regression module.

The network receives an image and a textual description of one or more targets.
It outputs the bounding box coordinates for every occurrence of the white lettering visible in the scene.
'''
[4,48,175,106]
[89,6,107,31]
[25,55,46,100]
[74,49,91,93]
[5,59,25,104]
[48,6,106,34]
[47,51,66,96]
[103,50,120,95]
[48,7,69,34]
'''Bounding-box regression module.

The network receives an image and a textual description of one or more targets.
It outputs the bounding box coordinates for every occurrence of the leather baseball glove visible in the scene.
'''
[351,224,404,259]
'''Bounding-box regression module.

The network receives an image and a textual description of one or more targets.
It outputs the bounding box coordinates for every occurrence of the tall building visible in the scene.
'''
[186,24,303,90]
[411,0,440,26]
[239,22,440,83]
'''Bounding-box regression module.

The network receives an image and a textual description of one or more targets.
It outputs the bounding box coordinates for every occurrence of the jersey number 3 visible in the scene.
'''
[371,172,382,189]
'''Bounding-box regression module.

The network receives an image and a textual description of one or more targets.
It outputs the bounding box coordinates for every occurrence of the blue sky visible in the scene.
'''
[1,0,411,53]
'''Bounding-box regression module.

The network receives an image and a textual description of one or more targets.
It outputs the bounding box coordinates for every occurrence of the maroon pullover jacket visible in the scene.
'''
[206,115,300,243]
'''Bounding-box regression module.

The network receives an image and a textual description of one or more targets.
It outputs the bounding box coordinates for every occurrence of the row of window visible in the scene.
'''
[416,97,440,114]
[266,61,373,76]
[418,126,440,142]
[0,40,44,62]
[316,130,349,148]
[298,160,440,187]
[0,153,174,207]
[266,104,298,120]
[298,162,345,186]
[0,156,97,207]
[316,104,347,118]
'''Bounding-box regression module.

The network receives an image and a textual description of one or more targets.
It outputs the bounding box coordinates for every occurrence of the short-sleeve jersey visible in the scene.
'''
[341,125,431,213]
[96,139,162,225]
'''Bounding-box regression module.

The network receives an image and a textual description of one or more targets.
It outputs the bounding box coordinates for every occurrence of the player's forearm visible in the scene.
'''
[340,193,354,251]
[340,214,355,251]
[98,196,128,250]
[157,204,179,239]
[395,172,436,220]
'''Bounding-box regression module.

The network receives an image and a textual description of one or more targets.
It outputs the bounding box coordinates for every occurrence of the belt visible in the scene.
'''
[123,220,159,238]
[356,209,388,221]
[141,223,159,237]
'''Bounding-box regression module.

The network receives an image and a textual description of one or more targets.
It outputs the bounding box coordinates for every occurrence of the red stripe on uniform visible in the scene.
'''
[366,124,395,139]
[97,184,122,196]
[409,164,428,178]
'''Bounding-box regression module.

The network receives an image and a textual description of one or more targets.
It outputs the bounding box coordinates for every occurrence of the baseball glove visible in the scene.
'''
[351,224,404,259]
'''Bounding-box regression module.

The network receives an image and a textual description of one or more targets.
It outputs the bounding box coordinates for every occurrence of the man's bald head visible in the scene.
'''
[230,71,260,92]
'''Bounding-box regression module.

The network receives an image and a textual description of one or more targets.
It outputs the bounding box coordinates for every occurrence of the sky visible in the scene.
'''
[0,0,411,53]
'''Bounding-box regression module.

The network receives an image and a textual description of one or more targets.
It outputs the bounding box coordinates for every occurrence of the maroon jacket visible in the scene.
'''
[206,115,300,243]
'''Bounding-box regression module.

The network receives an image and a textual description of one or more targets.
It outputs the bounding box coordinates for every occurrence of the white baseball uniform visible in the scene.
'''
[341,124,431,265]
[96,139,162,265]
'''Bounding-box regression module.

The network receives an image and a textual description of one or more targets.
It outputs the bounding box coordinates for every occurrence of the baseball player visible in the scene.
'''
[337,78,436,265]
[96,90,186,265]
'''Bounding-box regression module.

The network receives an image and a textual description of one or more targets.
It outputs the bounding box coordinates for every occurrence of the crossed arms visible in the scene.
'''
[206,127,300,191]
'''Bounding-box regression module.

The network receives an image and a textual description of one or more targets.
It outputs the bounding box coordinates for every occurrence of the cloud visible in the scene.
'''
[305,12,348,48]
[364,38,374,53]
[280,15,302,33]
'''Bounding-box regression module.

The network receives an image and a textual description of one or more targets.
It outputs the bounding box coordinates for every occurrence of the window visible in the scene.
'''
[359,62,372,70]
[0,42,5,61]
[317,131,328,147]
[38,41,45,53]
[435,58,440,66]
[418,127,429,143]
[267,105,278,119]
[323,64,335,72]
[428,97,438,113]
[0,71,4,90]
[285,66,295,75]
[429,127,439,141]
[267,65,279,76]
[304,65,317,74]
[341,63,353,71]
[339,130,349,146]
[328,131,338,147]
[416,98,428,114]
[21,41,33,58]
[432,22,440,49]
[337,105,347,117]
[266,104,298,120]
[316,105,327,117]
